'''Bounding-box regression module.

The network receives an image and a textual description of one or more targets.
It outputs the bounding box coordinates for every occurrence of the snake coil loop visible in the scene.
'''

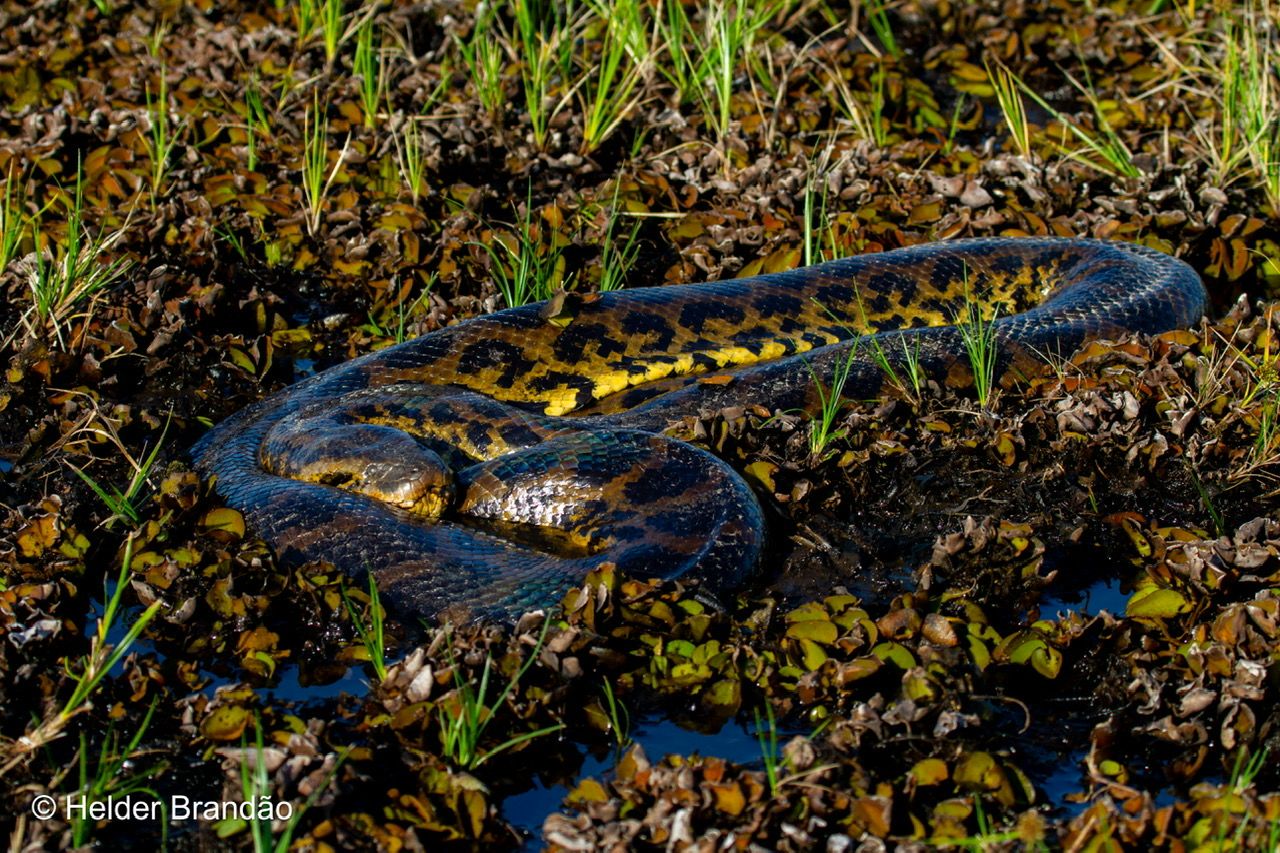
[193,237,1206,620]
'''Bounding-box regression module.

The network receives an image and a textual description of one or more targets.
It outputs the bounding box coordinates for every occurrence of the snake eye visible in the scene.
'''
[352,456,455,522]
[406,477,455,522]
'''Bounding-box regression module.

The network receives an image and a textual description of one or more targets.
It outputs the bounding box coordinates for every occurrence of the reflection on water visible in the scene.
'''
[1040,574,1130,618]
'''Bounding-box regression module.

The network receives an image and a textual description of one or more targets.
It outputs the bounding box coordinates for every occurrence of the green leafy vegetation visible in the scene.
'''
[955,276,1001,409]
[340,573,389,681]
[68,412,171,528]
[68,702,168,848]
[141,65,186,205]
[804,342,860,459]
[0,164,25,278]
[437,620,564,770]
[352,15,387,129]
[300,95,350,237]
[476,187,572,307]
[20,165,132,349]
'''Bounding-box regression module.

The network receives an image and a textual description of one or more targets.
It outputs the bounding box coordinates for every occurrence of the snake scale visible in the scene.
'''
[193,237,1206,620]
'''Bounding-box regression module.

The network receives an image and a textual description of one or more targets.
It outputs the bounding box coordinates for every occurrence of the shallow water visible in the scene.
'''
[292,358,317,379]
[1040,575,1130,619]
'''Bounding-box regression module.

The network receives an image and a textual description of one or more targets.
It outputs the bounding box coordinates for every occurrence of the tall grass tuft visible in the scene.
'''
[300,95,351,237]
[296,0,321,46]
[390,116,428,204]
[70,702,168,848]
[996,60,1139,178]
[0,164,25,279]
[802,146,847,265]
[22,165,132,349]
[580,0,651,153]
[477,188,572,307]
[754,703,783,797]
[353,15,388,128]
[339,573,388,681]
[141,65,187,206]
[69,412,171,528]
[699,0,783,140]
[986,60,1031,158]
[436,620,564,770]
[655,0,697,98]
[806,343,860,459]
[244,77,271,172]
[597,183,643,292]
[867,331,924,405]
[823,61,879,142]
[454,5,507,121]
[955,278,1000,409]
[233,714,349,852]
[863,0,900,59]
[511,0,579,149]
[320,0,344,62]
[1218,10,1280,210]
[654,0,784,141]
[64,538,163,717]
[600,678,631,748]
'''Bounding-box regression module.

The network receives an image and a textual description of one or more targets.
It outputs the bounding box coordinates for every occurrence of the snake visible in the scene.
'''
[192,237,1206,620]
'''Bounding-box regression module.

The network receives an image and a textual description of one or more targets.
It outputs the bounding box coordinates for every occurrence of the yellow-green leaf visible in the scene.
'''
[1127,587,1190,619]
[954,751,1004,791]
[200,507,246,539]
[798,638,829,670]
[785,601,830,623]
[200,705,252,741]
[909,758,949,787]
[872,641,916,669]
[786,620,838,645]
[568,778,609,804]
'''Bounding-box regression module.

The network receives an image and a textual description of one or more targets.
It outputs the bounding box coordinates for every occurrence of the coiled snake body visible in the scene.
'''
[193,238,1206,619]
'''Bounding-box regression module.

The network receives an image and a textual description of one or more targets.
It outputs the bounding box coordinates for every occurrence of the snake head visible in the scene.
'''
[352,454,455,522]
[261,416,457,522]
[405,471,455,522]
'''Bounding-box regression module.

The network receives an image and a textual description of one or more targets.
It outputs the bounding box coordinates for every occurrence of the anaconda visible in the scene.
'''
[192,237,1206,619]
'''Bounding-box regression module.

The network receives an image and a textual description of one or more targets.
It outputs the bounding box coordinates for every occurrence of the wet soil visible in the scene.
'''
[3,0,1280,849]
